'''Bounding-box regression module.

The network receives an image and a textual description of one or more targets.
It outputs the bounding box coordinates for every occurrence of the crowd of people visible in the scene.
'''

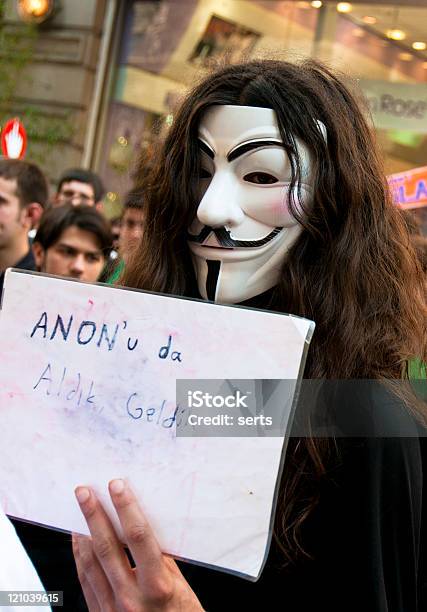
[0,57,426,612]
[0,161,145,292]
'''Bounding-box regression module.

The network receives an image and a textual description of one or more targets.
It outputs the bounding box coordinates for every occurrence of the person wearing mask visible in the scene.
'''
[71,59,426,611]
[74,60,427,612]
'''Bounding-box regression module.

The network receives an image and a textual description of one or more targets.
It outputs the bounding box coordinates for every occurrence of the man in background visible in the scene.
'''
[33,204,112,283]
[0,159,48,293]
[54,168,105,212]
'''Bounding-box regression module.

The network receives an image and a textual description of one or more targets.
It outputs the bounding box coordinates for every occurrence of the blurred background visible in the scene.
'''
[1,0,426,229]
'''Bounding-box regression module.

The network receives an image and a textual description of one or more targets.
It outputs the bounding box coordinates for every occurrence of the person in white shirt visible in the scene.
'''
[0,509,51,611]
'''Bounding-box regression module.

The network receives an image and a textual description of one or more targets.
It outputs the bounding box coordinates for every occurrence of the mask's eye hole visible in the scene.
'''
[243,172,278,184]
[199,167,213,179]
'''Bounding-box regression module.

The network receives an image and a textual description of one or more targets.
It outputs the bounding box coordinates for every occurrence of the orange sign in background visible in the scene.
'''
[388,166,427,210]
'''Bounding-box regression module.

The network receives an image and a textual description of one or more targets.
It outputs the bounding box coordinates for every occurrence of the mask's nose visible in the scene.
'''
[196,171,244,228]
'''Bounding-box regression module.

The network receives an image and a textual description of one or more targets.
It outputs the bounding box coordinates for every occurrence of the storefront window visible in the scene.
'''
[98,0,427,225]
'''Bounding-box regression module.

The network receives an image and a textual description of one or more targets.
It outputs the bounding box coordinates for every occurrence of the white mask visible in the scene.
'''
[188,105,314,304]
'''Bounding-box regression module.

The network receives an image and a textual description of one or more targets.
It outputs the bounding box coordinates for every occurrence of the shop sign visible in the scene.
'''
[388,165,427,209]
[360,80,427,133]
[1,118,27,159]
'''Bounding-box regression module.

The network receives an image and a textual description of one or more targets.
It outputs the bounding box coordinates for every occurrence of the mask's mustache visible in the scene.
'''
[187,226,282,248]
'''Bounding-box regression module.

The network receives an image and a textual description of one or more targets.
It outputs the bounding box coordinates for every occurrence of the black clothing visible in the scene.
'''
[11,523,86,612]
[178,383,424,612]
[179,436,422,612]
[0,249,36,294]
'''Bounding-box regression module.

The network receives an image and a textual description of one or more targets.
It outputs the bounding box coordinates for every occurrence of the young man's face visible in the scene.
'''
[55,181,96,208]
[0,177,29,249]
[119,207,144,261]
[33,225,105,282]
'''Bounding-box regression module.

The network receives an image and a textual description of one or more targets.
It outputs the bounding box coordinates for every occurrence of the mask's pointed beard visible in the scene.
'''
[206,260,221,301]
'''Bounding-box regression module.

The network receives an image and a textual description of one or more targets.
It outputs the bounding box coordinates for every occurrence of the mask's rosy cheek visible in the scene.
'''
[264,186,312,227]
[269,194,294,225]
[242,186,298,228]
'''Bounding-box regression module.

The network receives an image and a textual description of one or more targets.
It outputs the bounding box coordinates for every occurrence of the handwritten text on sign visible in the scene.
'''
[0,270,313,579]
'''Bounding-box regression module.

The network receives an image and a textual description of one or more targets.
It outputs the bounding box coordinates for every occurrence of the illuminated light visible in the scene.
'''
[117,136,128,146]
[398,52,412,62]
[337,3,352,14]
[352,28,365,38]
[386,29,406,41]
[296,1,311,8]
[311,1,322,8]
[362,16,377,25]
[17,0,55,22]
[165,114,174,126]
[412,41,427,51]
[107,192,118,201]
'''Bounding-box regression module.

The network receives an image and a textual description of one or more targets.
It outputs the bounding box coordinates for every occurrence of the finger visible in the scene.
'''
[80,579,101,612]
[108,480,169,587]
[75,487,133,592]
[72,535,101,612]
[73,534,111,612]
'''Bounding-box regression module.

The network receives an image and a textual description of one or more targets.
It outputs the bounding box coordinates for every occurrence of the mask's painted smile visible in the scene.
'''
[187,224,282,249]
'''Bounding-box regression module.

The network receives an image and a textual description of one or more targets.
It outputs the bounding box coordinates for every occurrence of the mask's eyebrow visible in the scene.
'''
[198,139,215,159]
[227,139,284,163]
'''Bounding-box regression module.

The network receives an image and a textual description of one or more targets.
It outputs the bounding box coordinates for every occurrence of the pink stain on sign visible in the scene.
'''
[84,298,95,314]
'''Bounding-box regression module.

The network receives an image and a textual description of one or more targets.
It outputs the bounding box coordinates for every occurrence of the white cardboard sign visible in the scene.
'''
[0,270,314,579]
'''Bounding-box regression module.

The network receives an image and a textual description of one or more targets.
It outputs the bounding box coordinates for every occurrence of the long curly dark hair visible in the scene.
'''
[122,59,427,563]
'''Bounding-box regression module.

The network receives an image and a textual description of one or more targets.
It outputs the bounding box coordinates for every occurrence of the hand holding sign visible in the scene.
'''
[73,480,203,612]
